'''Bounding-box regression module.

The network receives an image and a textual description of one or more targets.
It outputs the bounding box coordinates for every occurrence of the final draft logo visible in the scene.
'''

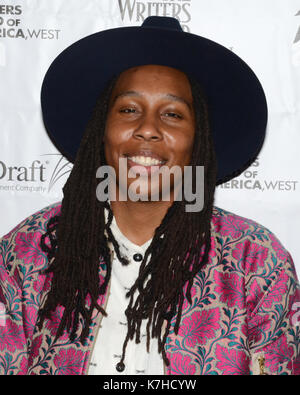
[118,0,192,32]
[0,154,72,194]
[41,154,72,192]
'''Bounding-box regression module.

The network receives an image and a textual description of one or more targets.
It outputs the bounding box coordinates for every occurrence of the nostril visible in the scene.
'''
[134,133,161,141]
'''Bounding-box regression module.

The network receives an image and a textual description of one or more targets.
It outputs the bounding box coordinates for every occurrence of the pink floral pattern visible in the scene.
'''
[0,203,299,375]
[212,216,249,239]
[53,349,85,375]
[214,271,245,310]
[170,353,197,375]
[0,321,25,353]
[232,241,269,273]
[260,272,289,310]
[247,314,272,345]
[178,308,220,347]
[264,336,295,374]
[246,279,263,314]
[269,233,288,262]
[215,345,250,375]
[28,334,43,363]
[14,232,45,267]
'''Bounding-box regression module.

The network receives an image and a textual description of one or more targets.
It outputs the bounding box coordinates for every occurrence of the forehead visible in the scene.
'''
[111,65,193,100]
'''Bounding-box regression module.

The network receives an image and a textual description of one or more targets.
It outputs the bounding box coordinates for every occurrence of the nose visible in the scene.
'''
[133,113,162,142]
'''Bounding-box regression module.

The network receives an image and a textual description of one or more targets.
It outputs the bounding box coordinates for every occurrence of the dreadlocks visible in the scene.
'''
[38,71,217,367]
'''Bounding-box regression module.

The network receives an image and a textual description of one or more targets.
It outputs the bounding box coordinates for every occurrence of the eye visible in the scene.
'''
[119,107,137,114]
[163,112,183,119]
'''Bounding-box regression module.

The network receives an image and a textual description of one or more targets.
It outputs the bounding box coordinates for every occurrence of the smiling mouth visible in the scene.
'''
[127,156,164,166]
[124,151,167,166]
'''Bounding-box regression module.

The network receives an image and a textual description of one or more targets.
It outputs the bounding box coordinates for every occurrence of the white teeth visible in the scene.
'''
[128,156,163,166]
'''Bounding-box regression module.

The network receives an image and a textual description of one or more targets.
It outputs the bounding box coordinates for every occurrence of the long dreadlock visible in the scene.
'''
[38,70,217,367]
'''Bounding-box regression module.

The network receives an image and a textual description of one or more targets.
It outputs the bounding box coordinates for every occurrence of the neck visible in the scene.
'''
[110,199,173,246]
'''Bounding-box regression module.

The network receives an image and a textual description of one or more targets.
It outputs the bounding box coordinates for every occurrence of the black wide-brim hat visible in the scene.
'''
[41,16,268,185]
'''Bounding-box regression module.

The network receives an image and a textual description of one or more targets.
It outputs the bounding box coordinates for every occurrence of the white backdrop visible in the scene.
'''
[0,0,299,276]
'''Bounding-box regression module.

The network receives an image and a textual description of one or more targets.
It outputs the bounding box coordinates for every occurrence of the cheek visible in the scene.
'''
[183,128,196,158]
[103,130,119,166]
[171,133,195,165]
[104,121,123,154]
[104,116,132,145]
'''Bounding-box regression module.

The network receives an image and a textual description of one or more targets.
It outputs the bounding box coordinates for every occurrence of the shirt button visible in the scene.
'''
[116,362,125,372]
[133,253,143,262]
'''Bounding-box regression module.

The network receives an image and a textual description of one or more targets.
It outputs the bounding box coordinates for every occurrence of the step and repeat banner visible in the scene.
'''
[0,0,299,276]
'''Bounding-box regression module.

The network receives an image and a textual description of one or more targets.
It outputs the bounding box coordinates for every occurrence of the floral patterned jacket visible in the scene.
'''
[0,202,299,375]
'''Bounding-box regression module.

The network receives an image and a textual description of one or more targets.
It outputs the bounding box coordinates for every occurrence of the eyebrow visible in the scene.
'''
[112,90,192,110]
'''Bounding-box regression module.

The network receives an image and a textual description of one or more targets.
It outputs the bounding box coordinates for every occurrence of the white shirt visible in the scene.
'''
[88,208,164,375]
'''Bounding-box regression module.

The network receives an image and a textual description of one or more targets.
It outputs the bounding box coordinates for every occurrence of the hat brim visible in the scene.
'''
[41,25,268,185]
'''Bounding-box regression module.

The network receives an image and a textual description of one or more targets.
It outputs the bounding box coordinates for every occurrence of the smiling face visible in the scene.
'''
[103,64,196,201]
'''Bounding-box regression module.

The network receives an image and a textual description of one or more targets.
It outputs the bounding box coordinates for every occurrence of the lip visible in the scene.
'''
[124,150,167,163]
[122,150,167,176]
[126,158,164,176]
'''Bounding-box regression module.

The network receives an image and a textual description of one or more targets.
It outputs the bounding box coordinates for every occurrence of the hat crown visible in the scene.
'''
[141,16,183,32]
